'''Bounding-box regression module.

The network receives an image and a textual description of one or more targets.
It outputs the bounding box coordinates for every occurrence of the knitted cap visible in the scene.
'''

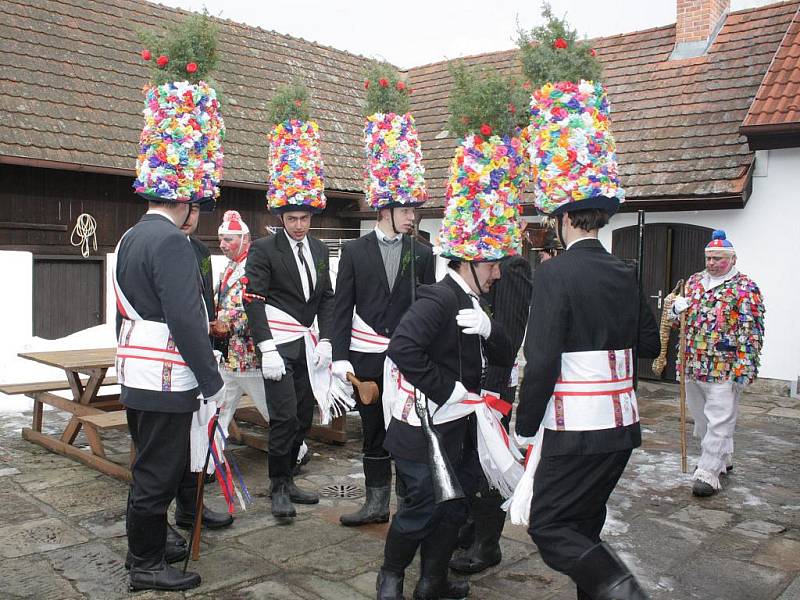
[218,210,249,235]
[529,80,624,216]
[705,230,735,253]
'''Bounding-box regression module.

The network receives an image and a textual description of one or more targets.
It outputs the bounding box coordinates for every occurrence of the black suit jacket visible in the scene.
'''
[189,235,215,321]
[115,213,223,412]
[481,255,533,398]
[516,238,660,456]
[243,230,335,344]
[384,274,515,462]
[331,232,436,378]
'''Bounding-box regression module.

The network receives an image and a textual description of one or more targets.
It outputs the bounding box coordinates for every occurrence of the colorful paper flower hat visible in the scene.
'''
[362,63,427,209]
[133,13,224,210]
[265,82,326,214]
[529,80,624,216]
[705,230,735,254]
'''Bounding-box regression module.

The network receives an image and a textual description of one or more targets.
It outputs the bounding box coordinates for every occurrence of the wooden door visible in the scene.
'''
[612,223,711,382]
[33,256,105,339]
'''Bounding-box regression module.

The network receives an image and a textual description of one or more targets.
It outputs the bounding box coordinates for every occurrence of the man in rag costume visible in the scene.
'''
[670,230,764,497]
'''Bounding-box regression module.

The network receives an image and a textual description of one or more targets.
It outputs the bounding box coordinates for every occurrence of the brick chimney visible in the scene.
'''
[671,0,729,59]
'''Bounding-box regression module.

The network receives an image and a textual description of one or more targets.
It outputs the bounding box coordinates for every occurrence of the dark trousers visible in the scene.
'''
[354,376,388,459]
[263,338,314,475]
[528,449,633,575]
[126,408,193,563]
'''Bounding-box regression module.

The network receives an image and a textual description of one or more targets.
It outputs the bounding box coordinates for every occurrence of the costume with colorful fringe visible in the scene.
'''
[438,133,526,261]
[134,80,224,204]
[363,112,427,209]
[267,119,326,213]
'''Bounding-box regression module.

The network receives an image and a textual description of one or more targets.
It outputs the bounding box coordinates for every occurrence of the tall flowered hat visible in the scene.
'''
[265,82,326,214]
[218,210,249,235]
[518,4,622,216]
[437,64,528,261]
[705,230,735,254]
[134,12,224,210]
[363,62,427,209]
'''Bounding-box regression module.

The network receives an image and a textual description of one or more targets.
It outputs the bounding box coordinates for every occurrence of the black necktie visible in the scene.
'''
[296,242,315,297]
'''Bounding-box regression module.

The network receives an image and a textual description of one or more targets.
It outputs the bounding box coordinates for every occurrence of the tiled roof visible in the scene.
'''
[407,1,800,209]
[740,6,800,138]
[0,0,373,192]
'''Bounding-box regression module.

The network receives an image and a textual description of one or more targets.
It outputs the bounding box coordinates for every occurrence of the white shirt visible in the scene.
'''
[566,235,597,250]
[374,225,402,244]
[284,230,316,300]
[146,208,178,226]
[447,268,486,368]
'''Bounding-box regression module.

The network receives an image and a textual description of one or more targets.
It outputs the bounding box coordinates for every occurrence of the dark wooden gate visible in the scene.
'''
[612,223,711,382]
[33,256,105,339]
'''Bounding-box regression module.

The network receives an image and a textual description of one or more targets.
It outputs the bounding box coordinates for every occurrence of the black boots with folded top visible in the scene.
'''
[270,450,319,519]
[571,542,649,600]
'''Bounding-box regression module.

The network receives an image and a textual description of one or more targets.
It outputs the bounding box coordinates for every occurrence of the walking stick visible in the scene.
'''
[678,305,688,474]
[183,406,220,572]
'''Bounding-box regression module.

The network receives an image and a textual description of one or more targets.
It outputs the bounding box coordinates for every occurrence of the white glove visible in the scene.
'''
[672,296,689,316]
[313,339,333,369]
[456,308,492,339]
[201,385,225,406]
[331,360,355,382]
[260,349,286,381]
[445,381,469,406]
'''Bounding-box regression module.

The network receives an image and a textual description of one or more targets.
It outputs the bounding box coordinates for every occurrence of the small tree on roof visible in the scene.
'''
[517,2,602,88]
[363,61,411,116]
[267,81,311,125]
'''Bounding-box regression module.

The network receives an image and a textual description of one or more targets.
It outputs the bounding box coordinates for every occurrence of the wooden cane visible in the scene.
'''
[678,308,688,474]
[346,373,380,405]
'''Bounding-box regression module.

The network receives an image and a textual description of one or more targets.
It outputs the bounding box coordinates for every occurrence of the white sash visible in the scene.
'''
[349,312,390,354]
[507,349,638,525]
[112,231,203,393]
[265,304,352,424]
[384,360,523,497]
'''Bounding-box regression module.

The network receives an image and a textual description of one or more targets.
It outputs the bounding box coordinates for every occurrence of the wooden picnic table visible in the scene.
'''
[9,348,131,481]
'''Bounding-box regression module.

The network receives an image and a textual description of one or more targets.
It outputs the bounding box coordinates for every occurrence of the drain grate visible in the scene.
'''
[320,483,364,499]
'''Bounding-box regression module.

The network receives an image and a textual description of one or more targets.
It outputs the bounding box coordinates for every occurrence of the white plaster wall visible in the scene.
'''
[598,148,800,382]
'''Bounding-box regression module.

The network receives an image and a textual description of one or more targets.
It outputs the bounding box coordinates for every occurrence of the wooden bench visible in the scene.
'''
[0,376,118,396]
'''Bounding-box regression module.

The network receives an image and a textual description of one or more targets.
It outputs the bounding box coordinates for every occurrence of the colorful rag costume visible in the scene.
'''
[675,230,765,491]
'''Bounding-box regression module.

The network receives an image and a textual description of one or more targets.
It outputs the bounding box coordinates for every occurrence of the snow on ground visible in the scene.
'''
[0,324,117,413]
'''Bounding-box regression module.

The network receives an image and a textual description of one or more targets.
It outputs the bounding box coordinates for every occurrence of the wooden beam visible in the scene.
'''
[0,222,68,232]
[22,428,131,482]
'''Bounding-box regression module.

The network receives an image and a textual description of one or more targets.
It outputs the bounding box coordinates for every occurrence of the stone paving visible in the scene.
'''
[0,380,798,599]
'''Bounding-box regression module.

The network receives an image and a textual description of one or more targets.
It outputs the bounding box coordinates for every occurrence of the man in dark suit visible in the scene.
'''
[331,203,435,527]
[515,203,660,600]
[243,207,335,519]
[115,199,224,592]
[450,250,533,574]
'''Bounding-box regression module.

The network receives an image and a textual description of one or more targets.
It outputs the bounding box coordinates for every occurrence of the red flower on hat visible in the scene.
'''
[240,276,249,285]
[479,123,492,137]
[186,62,198,73]
[474,135,484,145]
[156,55,169,68]
[294,99,302,107]
[553,38,568,49]
[590,48,597,57]
[396,81,406,91]
[364,79,370,89]
[508,103,516,114]
[523,81,532,91]
[141,49,151,61]
[378,78,389,88]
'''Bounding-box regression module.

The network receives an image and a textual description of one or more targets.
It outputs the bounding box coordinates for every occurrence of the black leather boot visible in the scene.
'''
[413,525,469,599]
[128,554,201,592]
[341,456,392,526]
[571,542,649,600]
[377,568,405,600]
[270,478,297,518]
[287,475,320,504]
[125,525,187,569]
[175,473,234,529]
[449,493,504,574]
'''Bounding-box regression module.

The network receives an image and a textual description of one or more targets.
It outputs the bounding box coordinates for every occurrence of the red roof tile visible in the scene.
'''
[741,6,800,135]
[407,1,799,208]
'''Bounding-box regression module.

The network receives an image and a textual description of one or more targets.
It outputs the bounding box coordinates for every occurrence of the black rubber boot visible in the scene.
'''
[128,554,201,592]
[269,453,297,518]
[175,472,234,529]
[571,542,649,600]
[341,456,392,526]
[376,568,405,600]
[413,524,469,599]
[125,525,187,569]
[449,493,504,574]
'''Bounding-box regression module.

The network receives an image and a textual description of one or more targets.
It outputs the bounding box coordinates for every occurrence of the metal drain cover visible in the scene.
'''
[320,483,363,499]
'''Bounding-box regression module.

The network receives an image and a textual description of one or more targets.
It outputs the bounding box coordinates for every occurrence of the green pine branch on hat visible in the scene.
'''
[363,61,411,116]
[267,81,311,125]
[138,10,219,87]
[446,62,530,139]
[517,2,602,88]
